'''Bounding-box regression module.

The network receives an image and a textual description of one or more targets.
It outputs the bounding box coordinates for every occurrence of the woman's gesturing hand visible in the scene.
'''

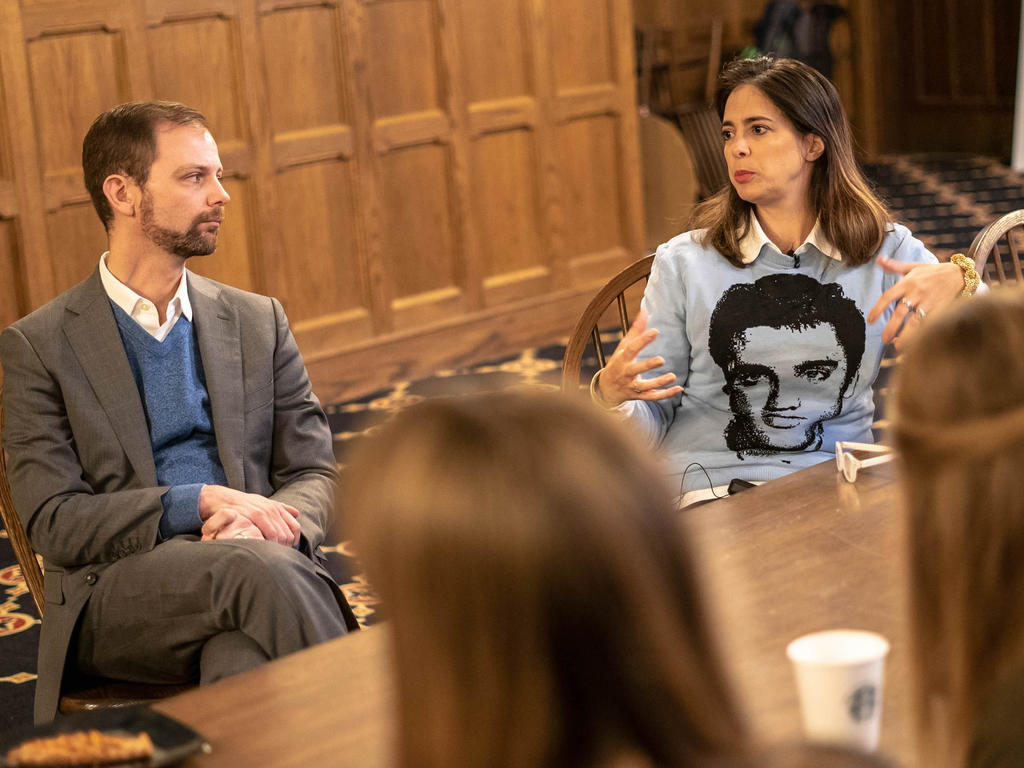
[867,257,965,349]
[596,309,684,407]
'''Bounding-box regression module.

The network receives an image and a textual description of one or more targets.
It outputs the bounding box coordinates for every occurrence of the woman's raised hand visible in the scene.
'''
[596,309,684,407]
[867,257,965,348]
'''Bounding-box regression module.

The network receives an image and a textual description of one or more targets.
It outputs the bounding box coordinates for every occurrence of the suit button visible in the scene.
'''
[84,573,98,585]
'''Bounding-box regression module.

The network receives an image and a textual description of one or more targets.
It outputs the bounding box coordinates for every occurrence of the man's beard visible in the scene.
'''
[139,191,221,258]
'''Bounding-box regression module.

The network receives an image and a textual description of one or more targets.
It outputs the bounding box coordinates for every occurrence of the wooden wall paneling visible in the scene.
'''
[436,0,482,317]
[457,0,550,307]
[304,279,612,402]
[236,0,283,308]
[365,0,467,332]
[254,1,375,355]
[0,15,25,331]
[470,131,549,306]
[22,1,150,296]
[884,0,1018,157]
[551,0,643,286]
[911,0,1013,108]
[146,7,246,144]
[611,0,644,256]
[0,221,21,330]
[526,0,568,288]
[272,160,365,325]
[846,0,885,158]
[304,0,646,401]
[144,2,262,295]
[0,55,22,330]
[336,0,391,344]
[0,0,55,313]
[377,144,463,329]
[2,0,646,401]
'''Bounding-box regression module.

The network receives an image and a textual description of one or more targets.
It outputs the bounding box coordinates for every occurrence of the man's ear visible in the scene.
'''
[805,134,825,162]
[102,173,141,219]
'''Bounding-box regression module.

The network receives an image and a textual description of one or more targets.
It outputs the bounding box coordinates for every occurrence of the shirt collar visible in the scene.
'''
[99,252,193,323]
[737,212,839,264]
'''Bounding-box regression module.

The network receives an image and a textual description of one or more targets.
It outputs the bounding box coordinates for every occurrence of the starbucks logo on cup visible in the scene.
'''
[847,684,877,722]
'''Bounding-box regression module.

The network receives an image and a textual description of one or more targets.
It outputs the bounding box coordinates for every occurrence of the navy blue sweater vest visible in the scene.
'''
[112,303,227,537]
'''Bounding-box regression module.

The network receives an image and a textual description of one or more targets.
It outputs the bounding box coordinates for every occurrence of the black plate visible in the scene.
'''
[0,705,209,766]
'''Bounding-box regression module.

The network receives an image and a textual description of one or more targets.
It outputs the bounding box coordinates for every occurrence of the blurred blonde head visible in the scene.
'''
[345,392,747,768]
[892,289,1024,767]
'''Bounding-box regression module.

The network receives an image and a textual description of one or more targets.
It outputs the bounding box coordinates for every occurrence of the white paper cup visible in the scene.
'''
[786,629,890,751]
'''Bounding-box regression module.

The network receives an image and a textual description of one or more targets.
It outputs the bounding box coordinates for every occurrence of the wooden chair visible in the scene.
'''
[670,18,727,201]
[634,19,727,201]
[0,389,194,713]
[636,18,721,117]
[672,103,729,200]
[561,254,655,393]
[966,209,1024,285]
[639,112,698,251]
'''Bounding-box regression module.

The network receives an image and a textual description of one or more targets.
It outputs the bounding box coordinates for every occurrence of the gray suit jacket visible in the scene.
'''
[0,269,352,724]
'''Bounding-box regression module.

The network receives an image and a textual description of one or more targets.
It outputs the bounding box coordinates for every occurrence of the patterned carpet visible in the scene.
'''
[2,153,1023,733]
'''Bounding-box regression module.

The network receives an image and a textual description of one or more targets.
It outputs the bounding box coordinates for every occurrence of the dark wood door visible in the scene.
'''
[874,0,1020,158]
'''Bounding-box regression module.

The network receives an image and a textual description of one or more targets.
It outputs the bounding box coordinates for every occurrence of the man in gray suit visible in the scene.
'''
[0,102,357,725]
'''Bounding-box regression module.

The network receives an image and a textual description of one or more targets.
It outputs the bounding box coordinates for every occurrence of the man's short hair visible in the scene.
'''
[82,101,209,230]
[708,273,865,393]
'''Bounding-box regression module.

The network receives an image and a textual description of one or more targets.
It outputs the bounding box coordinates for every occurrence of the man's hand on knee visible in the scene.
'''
[199,485,301,546]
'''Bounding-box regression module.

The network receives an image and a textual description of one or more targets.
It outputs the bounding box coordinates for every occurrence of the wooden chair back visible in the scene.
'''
[672,103,729,200]
[639,112,698,251]
[0,388,194,713]
[636,17,722,116]
[661,16,725,201]
[966,209,1024,285]
[561,255,655,393]
[0,389,45,616]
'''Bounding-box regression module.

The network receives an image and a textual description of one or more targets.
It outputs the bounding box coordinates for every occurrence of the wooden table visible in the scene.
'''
[155,458,910,767]
[683,459,911,765]
[155,624,396,767]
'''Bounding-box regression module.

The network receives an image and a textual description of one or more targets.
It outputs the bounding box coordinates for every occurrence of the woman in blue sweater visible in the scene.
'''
[594,56,975,506]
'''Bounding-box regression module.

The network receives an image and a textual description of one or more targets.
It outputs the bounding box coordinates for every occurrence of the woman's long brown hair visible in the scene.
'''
[344,393,749,768]
[691,57,891,267]
[892,290,1024,768]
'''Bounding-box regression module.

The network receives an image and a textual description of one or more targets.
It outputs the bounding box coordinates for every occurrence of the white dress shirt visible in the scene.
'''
[98,253,193,341]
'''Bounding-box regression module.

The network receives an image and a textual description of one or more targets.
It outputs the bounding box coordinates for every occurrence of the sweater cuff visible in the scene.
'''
[590,369,634,415]
[159,483,205,539]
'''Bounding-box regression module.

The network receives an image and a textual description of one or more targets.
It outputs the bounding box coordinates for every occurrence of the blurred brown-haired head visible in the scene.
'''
[891,288,1024,767]
[344,392,748,768]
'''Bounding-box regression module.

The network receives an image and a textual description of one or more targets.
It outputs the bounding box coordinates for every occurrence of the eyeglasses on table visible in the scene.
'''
[835,441,894,483]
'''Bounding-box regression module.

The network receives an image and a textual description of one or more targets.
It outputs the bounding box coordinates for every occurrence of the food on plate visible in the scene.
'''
[5,729,155,766]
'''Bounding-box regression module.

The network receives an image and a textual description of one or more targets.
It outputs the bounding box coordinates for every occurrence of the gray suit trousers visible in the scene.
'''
[72,537,347,684]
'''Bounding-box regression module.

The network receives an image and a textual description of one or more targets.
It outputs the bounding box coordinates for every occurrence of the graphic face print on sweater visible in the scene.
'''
[708,273,865,457]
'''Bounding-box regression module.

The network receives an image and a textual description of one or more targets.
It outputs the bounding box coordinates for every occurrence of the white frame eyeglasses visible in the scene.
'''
[835,441,894,483]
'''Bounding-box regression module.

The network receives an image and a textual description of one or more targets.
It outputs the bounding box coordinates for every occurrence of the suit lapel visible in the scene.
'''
[189,274,245,490]
[63,270,157,485]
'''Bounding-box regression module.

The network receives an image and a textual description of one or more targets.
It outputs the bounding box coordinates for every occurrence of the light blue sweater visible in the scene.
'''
[621,224,935,500]
[112,304,227,538]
